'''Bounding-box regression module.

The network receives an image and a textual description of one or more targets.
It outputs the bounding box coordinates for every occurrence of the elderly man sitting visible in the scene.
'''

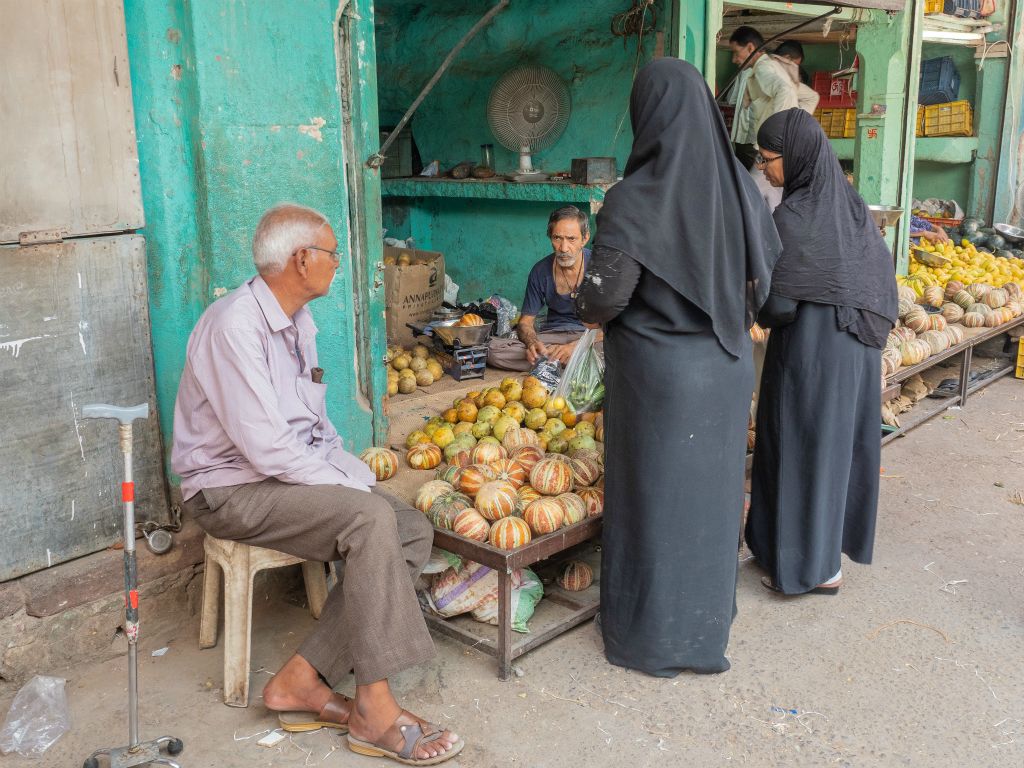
[488,205,602,370]
[172,203,462,765]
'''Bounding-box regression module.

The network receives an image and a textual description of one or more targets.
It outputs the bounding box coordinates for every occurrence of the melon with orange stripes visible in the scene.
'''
[359,447,399,481]
[557,561,594,591]
[489,459,528,488]
[415,480,454,515]
[488,516,532,550]
[435,465,460,484]
[407,443,442,470]
[471,441,507,466]
[510,445,545,475]
[502,427,540,452]
[455,464,497,497]
[517,485,542,507]
[577,487,604,517]
[530,457,573,496]
[475,480,520,521]
[556,493,587,526]
[452,508,490,542]
[569,456,601,487]
[523,498,564,536]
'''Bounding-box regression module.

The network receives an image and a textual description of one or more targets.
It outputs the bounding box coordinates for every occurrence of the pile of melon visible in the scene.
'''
[386,344,447,395]
[885,280,1024,378]
[403,376,605,551]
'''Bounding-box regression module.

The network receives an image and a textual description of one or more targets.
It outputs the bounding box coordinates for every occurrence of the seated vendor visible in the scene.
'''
[488,205,602,370]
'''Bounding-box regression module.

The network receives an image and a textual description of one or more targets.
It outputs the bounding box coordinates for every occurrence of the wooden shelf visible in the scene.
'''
[380,177,611,204]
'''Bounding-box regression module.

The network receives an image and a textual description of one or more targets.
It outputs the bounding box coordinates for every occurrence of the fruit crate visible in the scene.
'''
[814,107,856,139]
[923,100,973,137]
[919,56,960,105]
[943,0,982,19]
[924,0,944,12]
[1016,338,1024,380]
[916,106,924,137]
[811,72,856,108]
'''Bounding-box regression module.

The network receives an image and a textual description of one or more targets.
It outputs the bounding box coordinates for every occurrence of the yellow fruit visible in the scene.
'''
[521,386,548,409]
[499,378,523,403]
[482,389,507,410]
[432,425,456,450]
[442,408,459,424]
[456,400,479,423]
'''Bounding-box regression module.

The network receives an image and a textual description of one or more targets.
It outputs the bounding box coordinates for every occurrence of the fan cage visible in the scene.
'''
[487,66,571,153]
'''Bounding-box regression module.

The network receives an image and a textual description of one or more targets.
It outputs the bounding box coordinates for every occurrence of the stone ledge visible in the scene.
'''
[16,520,205,618]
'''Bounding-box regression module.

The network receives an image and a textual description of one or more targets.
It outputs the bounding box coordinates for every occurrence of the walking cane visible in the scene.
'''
[80,403,184,768]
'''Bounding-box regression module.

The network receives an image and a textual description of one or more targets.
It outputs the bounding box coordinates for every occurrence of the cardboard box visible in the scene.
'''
[383,246,445,348]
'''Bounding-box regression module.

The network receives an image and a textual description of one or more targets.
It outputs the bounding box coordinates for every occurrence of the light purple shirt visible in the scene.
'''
[171,276,375,500]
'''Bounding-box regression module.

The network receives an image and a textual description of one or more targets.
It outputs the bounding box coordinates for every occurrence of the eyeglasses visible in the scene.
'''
[755,153,783,166]
[298,245,341,264]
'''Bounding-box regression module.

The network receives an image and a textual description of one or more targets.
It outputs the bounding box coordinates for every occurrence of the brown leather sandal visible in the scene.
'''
[347,709,464,765]
[278,691,353,733]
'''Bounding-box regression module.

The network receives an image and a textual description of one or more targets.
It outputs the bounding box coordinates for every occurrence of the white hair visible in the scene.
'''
[252,203,330,275]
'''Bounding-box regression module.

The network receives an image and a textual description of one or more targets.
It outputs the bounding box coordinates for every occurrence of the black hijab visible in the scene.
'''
[594,58,783,359]
[757,109,898,326]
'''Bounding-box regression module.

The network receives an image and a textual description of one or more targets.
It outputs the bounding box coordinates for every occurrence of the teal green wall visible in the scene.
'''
[912,161,972,205]
[375,0,673,305]
[126,0,375,472]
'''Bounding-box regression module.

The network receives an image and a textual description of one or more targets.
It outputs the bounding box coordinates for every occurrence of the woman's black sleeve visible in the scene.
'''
[575,245,642,325]
[757,294,800,328]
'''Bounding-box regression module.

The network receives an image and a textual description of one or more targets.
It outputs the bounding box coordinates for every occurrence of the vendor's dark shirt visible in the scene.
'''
[522,250,591,332]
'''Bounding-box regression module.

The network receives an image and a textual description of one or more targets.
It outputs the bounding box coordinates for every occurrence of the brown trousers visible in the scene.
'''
[185,481,435,686]
[488,329,600,372]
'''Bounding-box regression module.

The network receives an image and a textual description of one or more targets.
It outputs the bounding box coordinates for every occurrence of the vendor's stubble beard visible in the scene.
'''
[555,251,580,268]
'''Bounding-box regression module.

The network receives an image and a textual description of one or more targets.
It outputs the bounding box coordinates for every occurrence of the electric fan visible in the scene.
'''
[486,66,571,181]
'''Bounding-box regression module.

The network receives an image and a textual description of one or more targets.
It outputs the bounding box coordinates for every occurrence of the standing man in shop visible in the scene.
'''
[488,205,602,371]
[729,26,800,172]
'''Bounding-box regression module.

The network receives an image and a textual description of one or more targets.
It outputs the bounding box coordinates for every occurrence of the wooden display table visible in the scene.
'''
[424,517,602,680]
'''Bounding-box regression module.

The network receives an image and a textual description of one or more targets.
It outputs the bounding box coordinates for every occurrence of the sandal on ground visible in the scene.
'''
[761,575,842,596]
[347,709,464,765]
[278,691,352,733]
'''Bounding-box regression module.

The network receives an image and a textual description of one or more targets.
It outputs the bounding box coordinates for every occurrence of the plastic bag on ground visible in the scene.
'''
[0,675,71,757]
[553,328,605,413]
[427,563,543,633]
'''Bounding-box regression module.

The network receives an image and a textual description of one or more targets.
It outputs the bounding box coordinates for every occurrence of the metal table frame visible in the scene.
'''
[425,517,602,680]
[882,316,1024,445]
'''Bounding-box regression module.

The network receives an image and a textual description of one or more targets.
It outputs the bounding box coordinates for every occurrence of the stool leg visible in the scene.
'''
[221,561,255,707]
[301,561,328,620]
[199,556,222,649]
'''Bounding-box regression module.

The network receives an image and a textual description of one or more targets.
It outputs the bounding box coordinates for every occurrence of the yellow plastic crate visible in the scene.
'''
[923,100,974,137]
[916,106,924,137]
[814,107,857,139]
[1016,338,1024,379]
[924,0,944,14]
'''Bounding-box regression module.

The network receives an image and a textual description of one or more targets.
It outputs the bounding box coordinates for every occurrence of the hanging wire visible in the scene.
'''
[608,1,654,153]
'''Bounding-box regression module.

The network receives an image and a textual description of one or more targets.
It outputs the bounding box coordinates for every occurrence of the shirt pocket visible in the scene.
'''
[295,378,328,437]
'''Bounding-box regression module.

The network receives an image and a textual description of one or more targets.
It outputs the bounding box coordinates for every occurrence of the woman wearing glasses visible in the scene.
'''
[746,108,898,596]
[576,59,782,676]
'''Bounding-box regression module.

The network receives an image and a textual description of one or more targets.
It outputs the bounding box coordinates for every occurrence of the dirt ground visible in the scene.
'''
[2,378,1022,768]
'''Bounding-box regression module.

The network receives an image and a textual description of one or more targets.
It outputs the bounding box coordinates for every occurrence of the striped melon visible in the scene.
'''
[940,303,964,324]
[962,311,986,328]
[360,447,399,481]
[471,441,507,466]
[944,324,965,346]
[455,464,497,497]
[522,498,564,536]
[488,516,532,550]
[429,491,472,529]
[569,456,602,487]
[407,443,442,470]
[577,487,604,518]
[435,465,460,484]
[952,290,975,310]
[489,458,528,488]
[517,485,542,507]
[415,480,454,515]
[452,509,490,542]
[943,280,965,300]
[556,493,587,526]
[530,457,574,496]
[475,480,520,521]
[502,427,540,452]
[984,288,1007,309]
[510,445,545,475]
[557,561,594,592]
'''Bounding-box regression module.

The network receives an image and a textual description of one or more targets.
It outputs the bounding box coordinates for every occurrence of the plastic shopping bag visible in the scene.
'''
[0,676,71,757]
[553,329,605,413]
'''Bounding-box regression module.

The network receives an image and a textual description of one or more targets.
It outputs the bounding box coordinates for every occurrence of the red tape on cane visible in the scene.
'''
[122,482,134,503]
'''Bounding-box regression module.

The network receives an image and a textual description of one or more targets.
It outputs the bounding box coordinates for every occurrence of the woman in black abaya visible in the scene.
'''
[745,109,898,595]
[575,59,782,675]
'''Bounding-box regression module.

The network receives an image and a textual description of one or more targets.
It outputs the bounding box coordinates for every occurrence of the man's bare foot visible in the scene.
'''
[262,654,336,715]
[348,680,460,760]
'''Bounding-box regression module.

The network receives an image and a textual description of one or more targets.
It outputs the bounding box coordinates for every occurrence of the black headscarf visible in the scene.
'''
[757,109,898,326]
[594,58,783,359]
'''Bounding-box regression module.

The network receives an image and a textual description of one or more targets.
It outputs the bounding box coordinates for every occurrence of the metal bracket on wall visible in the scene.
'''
[19,228,67,245]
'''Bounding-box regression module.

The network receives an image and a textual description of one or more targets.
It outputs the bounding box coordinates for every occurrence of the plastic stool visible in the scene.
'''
[199,535,329,707]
